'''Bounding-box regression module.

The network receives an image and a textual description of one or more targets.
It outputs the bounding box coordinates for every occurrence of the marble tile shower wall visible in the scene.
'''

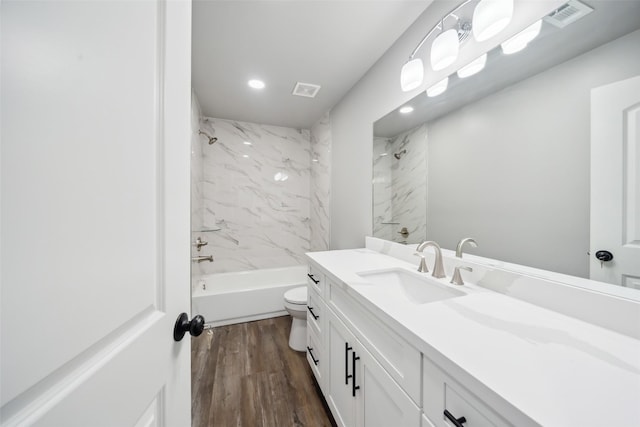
[310,111,331,251]
[391,124,427,244]
[198,117,312,274]
[373,125,427,244]
[373,136,393,241]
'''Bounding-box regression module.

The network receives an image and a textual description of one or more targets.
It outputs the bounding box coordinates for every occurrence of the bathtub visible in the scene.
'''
[192,265,308,327]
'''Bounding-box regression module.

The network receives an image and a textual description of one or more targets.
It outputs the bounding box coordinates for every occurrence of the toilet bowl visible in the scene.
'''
[283,286,307,352]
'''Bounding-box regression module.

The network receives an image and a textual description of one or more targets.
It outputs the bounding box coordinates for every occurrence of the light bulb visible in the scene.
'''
[473,0,513,42]
[426,77,449,97]
[457,54,487,78]
[501,19,542,55]
[400,58,424,91]
[431,29,459,71]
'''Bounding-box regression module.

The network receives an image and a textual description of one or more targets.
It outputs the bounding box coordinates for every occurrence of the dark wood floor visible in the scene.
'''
[192,316,336,427]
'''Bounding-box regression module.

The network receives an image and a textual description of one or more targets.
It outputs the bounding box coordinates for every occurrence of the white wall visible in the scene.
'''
[427,29,640,277]
[329,0,565,249]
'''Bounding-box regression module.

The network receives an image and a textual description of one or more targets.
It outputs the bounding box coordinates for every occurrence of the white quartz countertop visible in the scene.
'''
[307,248,640,427]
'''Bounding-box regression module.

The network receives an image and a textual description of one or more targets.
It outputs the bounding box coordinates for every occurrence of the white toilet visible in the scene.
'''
[283,286,308,352]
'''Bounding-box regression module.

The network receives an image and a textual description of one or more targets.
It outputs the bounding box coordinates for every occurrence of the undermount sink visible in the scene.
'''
[356,268,465,304]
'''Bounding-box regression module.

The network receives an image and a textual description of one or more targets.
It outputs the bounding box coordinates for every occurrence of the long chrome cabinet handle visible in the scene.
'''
[345,342,352,385]
[351,351,360,397]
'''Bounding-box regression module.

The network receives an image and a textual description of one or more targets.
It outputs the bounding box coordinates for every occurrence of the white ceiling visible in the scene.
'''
[192,0,430,129]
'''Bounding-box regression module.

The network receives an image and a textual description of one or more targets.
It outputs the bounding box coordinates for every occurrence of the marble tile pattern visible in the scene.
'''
[372,136,393,241]
[310,111,332,251]
[198,117,312,274]
[190,93,204,287]
[373,124,427,244]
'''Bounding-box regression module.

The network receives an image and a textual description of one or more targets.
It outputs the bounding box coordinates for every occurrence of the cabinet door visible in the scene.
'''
[326,310,358,427]
[356,344,421,427]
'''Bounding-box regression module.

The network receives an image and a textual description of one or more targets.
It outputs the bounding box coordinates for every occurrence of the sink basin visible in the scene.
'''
[357,268,465,304]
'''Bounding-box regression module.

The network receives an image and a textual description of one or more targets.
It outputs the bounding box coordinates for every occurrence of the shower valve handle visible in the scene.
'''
[173,313,205,341]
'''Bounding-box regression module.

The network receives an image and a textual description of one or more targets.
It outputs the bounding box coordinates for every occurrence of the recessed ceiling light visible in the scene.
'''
[248,79,265,89]
[242,154,249,158]
[243,141,253,145]
[399,106,414,114]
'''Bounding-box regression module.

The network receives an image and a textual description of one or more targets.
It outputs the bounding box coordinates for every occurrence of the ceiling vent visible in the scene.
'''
[292,82,321,98]
[544,0,593,28]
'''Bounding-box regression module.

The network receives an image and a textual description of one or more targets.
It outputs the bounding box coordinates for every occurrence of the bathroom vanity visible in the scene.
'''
[305,238,640,427]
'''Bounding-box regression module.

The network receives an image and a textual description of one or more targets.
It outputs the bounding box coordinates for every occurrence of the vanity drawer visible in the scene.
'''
[328,279,421,404]
[307,287,323,336]
[306,327,324,388]
[423,356,510,427]
[307,263,325,296]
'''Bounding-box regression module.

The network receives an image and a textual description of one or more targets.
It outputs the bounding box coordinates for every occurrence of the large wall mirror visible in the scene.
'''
[373,0,640,289]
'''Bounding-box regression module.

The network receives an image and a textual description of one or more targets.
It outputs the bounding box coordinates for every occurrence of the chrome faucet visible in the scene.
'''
[415,241,446,278]
[456,237,477,258]
[450,265,472,286]
[192,255,213,263]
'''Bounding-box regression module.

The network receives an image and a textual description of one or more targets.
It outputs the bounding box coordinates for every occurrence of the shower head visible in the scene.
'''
[199,130,218,145]
[394,149,407,160]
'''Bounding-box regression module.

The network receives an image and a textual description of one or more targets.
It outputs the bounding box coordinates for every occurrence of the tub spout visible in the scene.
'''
[192,255,214,263]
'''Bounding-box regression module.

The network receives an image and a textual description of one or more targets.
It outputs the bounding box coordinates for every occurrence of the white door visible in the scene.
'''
[1,1,193,426]
[591,75,640,288]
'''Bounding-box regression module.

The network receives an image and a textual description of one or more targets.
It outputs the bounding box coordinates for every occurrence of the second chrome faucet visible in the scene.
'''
[415,241,446,278]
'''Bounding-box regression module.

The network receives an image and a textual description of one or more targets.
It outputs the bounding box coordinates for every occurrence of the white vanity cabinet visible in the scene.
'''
[422,355,513,427]
[326,309,421,427]
[308,260,420,427]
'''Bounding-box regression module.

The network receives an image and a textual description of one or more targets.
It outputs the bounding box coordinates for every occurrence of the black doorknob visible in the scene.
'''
[173,313,205,341]
[595,250,614,262]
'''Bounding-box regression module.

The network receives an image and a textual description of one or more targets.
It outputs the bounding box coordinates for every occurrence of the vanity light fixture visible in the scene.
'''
[400,58,424,91]
[500,19,542,54]
[248,79,265,89]
[399,106,414,114]
[457,53,487,78]
[426,77,449,97]
[400,0,473,92]
[431,28,460,71]
[472,0,514,42]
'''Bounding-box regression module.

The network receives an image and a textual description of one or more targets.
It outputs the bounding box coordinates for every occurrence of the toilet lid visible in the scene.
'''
[284,286,307,305]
